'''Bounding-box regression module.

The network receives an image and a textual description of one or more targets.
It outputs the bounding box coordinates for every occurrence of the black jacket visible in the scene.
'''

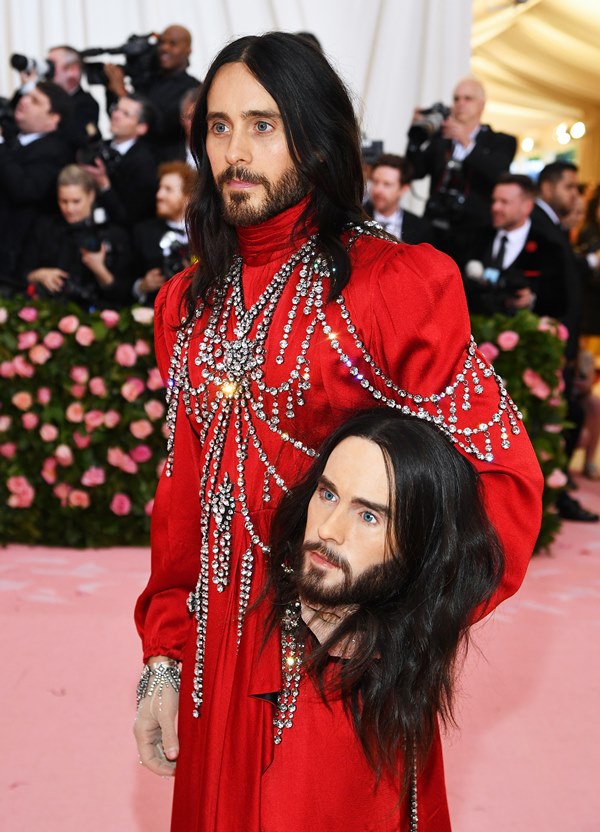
[363,201,434,245]
[95,139,158,228]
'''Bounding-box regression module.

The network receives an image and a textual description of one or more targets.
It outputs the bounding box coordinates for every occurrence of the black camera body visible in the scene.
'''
[81,34,159,89]
[159,230,190,280]
[408,102,451,146]
[76,140,121,175]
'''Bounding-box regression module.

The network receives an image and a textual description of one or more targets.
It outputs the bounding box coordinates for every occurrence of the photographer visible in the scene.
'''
[131,160,195,306]
[0,81,72,295]
[103,25,200,163]
[23,164,132,310]
[406,78,516,260]
[80,93,157,228]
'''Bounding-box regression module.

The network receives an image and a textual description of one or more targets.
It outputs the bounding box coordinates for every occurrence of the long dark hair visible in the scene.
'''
[265,409,504,788]
[185,32,366,315]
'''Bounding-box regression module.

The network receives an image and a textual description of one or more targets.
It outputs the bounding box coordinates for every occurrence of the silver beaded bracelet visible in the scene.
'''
[136,662,181,708]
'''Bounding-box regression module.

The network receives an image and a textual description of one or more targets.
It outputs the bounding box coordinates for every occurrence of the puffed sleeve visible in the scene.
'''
[134,270,201,661]
[346,240,544,616]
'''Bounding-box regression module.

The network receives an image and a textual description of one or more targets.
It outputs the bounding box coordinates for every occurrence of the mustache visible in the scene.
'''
[302,540,349,572]
[216,165,270,189]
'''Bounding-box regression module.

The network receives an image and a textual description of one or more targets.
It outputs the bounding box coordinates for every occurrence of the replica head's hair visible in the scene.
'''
[265,409,504,787]
[185,31,366,315]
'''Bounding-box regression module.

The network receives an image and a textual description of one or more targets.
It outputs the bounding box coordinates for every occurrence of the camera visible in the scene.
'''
[80,34,159,89]
[408,102,451,146]
[10,53,55,81]
[159,230,190,279]
[426,159,467,226]
[76,139,121,175]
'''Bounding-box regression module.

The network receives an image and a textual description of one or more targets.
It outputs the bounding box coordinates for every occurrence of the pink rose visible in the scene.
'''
[557,323,569,342]
[120,455,138,475]
[539,450,552,462]
[84,409,105,432]
[18,331,38,350]
[70,366,90,384]
[100,309,120,328]
[132,307,154,325]
[144,399,164,421]
[81,466,105,487]
[40,423,59,442]
[12,391,33,410]
[115,343,137,367]
[75,325,95,346]
[29,344,52,365]
[0,361,15,378]
[70,384,87,399]
[496,330,520,351]
[73,431,91,449]
[89,376,107,397]
[134,338,151,356]
[37,387,51,404]
[110,493,132,516]
[0,415,11,431]
[121,377,145,402]
[130,444,153,463]
[43,331,64,350]
[12,355,34,377]
[546,469,568,489]
[18,307,38,322]
[522,368,550,400]
[41,457,57,484]
[107,446,127,468]
[53,482,72,506]
[130,419,153,440]
[65,402,84,423]
[22,412,39,430]
[144,499,154,517]
[7,475,31,494]
[68,489,91,508]
[7,476,35,507]
[544,424,563,433]
[549,396,563,408]
[0,442,17,459]
[104,410,121,429]
[477,341,499,363]
[147,368,164,391]
[58,314,80,334]
[55,444,74,466]
[0,307,7,324]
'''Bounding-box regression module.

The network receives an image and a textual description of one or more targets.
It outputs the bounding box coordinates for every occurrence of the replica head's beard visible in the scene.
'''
[295,540,398,607]
[216,164,310,227]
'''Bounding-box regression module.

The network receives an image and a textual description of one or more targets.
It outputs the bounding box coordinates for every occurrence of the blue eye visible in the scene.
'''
[361,511,377,525]
[256,121,272,133]
[212,122,228,134]
[319,487,336,502]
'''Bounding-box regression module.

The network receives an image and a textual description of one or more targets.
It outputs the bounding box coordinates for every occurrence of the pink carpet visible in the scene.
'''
[1,476,599,831]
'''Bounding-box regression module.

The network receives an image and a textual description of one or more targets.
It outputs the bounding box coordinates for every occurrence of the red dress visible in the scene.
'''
[135,199,543,831]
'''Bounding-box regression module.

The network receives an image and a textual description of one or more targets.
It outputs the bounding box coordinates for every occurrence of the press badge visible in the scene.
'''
[483,267,501,285]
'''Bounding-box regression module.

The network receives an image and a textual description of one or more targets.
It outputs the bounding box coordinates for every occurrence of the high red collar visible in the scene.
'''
[235,196,314,266]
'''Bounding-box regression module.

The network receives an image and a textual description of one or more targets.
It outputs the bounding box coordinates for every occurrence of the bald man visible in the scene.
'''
[406,77,516,260]
[105,24,200,162]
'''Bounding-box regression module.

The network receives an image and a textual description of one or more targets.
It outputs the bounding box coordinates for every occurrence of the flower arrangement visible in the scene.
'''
[1,299,567,552]
[0,299,165,547]
[471,310,568,552]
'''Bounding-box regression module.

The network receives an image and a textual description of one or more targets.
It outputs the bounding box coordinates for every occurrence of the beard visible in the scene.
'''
[216,164,309,227]
[295,540,398,607]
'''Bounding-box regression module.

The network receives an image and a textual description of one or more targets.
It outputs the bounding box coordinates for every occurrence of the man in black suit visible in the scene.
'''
[104,25,201,163]
[364,154,433,244]
[532,162,598,522]
[462,173,567,317]
[0,81,72,294]
[81,93,157,228]
[406,78,516,260]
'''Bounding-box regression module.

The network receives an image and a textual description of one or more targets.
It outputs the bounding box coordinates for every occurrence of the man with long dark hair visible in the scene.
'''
[261,409,503,829]
[133,32,542,831]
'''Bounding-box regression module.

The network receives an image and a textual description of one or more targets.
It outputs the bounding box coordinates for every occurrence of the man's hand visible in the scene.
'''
[104,63,127,97]
[140,267,166,294]
[134,669,179,777]
[506,288,535,310]
[81,157,111,191]
[441,117,472,148]
[27,268,68,293]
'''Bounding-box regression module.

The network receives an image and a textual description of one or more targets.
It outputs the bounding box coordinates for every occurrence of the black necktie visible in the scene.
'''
[491,233,508,270]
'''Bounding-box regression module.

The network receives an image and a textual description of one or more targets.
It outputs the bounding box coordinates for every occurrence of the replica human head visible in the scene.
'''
[186,32,366,308]
[491,173,535,232]
[267,409,504,778]
[369,154,413,218]
[538,161,580,219]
